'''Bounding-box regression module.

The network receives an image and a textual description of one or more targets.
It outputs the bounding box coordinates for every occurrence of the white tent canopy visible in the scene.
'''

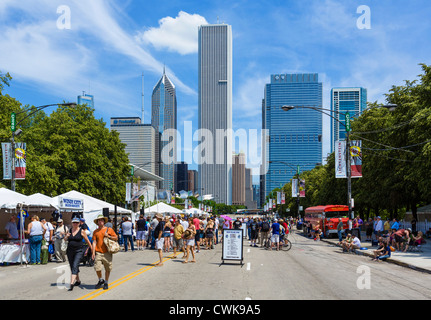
[182,208,209,217]
[0,188,56,210]
[144,202,182,215]
[52,190,132,233]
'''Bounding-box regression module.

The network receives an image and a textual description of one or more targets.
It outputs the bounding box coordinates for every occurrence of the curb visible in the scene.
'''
[320,238,431,275]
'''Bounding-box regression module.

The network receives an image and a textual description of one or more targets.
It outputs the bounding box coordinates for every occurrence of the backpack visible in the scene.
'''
[262,222,270,232]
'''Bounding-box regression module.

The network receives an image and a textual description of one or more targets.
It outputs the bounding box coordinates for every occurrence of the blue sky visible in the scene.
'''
[1,0,430,179]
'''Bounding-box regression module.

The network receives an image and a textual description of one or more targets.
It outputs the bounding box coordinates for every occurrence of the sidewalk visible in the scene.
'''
[317,231,431,274]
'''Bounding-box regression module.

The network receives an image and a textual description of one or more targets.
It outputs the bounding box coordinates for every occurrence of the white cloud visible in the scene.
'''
[0,0,196,103]
[137,11,208,55]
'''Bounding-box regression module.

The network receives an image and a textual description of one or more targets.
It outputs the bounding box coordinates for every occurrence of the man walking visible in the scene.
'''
[270,219,281,251]
[153,213,165,266]
[92,214,118,290]
[122,217,134,252]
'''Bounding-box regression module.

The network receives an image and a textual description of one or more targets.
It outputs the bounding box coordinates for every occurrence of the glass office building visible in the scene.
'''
[152,70,177,191]
[263,73,322,198]
[330,88,367,153]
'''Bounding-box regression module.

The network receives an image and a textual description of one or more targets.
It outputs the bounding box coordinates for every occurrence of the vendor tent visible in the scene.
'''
[144,202,182,215]
[182,208,209,217]
[0,188,29,210]
[52,190,132,233]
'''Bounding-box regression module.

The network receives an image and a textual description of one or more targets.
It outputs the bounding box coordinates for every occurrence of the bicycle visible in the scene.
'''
[264,233,292,251]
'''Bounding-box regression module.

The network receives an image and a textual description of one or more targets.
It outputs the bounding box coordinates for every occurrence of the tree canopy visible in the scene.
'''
[0,72,130,204]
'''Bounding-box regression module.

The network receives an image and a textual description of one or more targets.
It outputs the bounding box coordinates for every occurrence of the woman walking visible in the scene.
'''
[163,217,172,253]
[65,217,93,291]
[183,218,196,264]
[26,215,47,265]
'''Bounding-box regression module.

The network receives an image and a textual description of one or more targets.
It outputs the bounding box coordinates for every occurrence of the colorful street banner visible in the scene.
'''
[335,140,347,178]
[299,180,306,198]
[277,192,281,205]
[292,179,298,197]
[2,143,12,180]
[281,192,285,205]
[14,142,26,180]
[350,140,363,178]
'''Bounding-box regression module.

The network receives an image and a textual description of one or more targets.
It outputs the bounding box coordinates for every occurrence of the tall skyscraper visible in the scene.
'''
[330,87,367,153]
[263,73,323,198]
[232,153,246,206]
[152,69,177,191]
[198,24,233,205]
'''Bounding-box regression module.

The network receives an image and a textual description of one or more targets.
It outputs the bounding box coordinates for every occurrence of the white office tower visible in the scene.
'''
[198,24,233,205]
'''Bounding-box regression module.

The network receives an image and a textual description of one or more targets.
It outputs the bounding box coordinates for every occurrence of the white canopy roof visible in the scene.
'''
[52,190,132,233]
[0,188,56,210]
[52,190,131,214]
[144,202,182,214]
[182,208,209,217]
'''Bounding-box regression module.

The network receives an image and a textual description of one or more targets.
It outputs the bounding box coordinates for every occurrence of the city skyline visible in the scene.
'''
[1,1,430,182]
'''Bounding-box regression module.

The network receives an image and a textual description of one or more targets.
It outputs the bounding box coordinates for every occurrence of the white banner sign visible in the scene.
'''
[2,143,12,180]
[292,179,298,197]
[335,140,347,178]
[125,183,131,202]
[58,197,84,211]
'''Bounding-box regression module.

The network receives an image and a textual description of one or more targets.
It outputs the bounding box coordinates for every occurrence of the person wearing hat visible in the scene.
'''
[64,217,93,291]
[91,214,118,290]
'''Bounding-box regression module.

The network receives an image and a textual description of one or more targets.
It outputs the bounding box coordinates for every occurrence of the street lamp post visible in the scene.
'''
[10,103,77,191]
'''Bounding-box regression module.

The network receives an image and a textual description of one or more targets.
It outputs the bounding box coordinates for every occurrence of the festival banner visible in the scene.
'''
[281,192,285,205]
[299,180,306,198]
[14,143,26,180]
[2,143,12,180]
[277,192,281,205]
[350,140,363,178]
[292,179,298,197]
[335,140,347,178]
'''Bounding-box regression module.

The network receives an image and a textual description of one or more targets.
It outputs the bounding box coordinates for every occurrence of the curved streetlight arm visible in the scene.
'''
[282,105,360,130]
[15,103,77,127]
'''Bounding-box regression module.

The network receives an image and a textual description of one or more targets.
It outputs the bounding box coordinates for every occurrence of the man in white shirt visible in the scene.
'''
[351,236,362,251]
[375,216,384,239]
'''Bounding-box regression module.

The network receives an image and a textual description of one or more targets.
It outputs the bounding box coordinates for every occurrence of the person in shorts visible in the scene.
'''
[183,217,196,263]
[92,214,118,290]
[153,213,165,266]
[135,215,147,250]
[270,219,280,251]
[173,219,185,258]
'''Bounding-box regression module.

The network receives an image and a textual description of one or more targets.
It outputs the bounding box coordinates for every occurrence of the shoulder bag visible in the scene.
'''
[103,227,120,254]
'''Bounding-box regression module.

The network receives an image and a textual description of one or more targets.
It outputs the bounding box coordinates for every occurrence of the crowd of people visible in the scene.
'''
[337,216,428,259]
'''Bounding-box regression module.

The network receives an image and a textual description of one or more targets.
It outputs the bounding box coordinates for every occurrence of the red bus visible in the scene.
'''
[304,205,349,238]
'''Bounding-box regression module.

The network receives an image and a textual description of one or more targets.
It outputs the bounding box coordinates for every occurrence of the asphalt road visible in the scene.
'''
[1,230,431,300]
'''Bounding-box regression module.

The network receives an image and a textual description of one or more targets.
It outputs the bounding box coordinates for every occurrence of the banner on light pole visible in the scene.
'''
[350,140,362,178]
[299,180,305,198]
[14,142,26,180]
[335,140,347,178]
[292,179,298,197]
[2,143,12,180]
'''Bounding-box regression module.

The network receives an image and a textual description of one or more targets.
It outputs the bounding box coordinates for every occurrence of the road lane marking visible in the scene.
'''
[247,262,251,271]
[77,254,175,300]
